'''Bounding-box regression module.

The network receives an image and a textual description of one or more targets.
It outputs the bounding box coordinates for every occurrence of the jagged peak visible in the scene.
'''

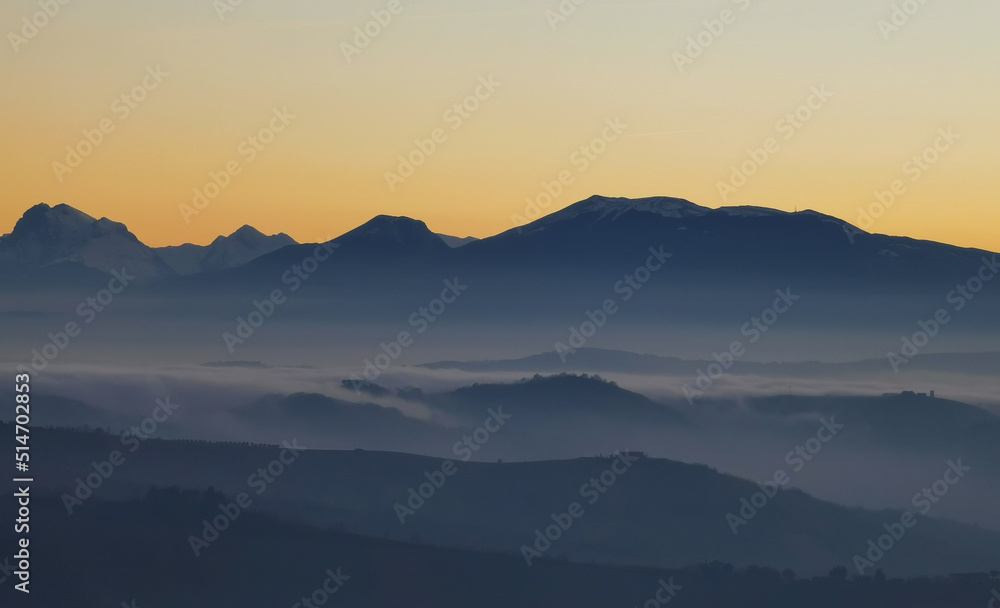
[230,224,265,237]
[14,202,97,231]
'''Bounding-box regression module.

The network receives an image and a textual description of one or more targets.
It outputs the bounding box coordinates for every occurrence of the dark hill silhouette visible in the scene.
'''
[10,490,998,607]
[156,225,297,275]
[4,198,998,345]
[12,424,1000,578]
[421,348,1000,378]
[429,373,687,427]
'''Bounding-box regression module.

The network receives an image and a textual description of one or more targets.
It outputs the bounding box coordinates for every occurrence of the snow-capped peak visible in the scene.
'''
[550,196,710,223]
[0,203,175,281]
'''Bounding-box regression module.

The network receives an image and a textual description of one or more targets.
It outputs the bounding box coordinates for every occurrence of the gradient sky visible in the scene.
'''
[2,0,998,249]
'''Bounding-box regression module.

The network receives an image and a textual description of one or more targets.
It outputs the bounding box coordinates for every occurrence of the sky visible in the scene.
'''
[1,0,998,249]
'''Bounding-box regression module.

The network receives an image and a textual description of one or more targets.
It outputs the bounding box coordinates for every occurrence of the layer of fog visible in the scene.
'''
[4,359,998,531]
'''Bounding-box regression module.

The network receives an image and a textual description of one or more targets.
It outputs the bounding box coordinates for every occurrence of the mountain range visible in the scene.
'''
[14,422,1000,578]
[3,195,998,365]
[14,489,998,607]
[3,196,995,287]
[4,197,999,599]
[155,225,297,275]
[0,202,478,282]
[421,347,1000,378]
[0,203,176,282]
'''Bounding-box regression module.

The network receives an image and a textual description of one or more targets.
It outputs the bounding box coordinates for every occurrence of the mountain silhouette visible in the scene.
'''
[18,423,1000,578]
[156,225,297,275]
[4,197,996,290]
[0,203,175,282]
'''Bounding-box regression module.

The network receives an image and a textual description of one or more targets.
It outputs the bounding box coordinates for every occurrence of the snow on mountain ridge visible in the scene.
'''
[158,225,297,275]
[0,203,174,281]
[550,196,709,222]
